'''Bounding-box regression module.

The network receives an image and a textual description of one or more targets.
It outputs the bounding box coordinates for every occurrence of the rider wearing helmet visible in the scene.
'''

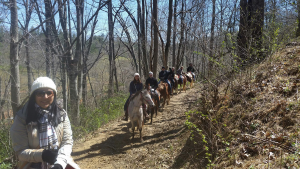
[145,71,160,108]
[123,73,149,121]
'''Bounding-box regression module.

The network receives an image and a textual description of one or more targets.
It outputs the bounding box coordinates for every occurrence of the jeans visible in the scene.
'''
[124,95,131,111]
[179,75,183,83]
[165,79,172,92]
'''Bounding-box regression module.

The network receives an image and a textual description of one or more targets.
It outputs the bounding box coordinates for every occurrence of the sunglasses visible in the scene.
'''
[36,90,54,97]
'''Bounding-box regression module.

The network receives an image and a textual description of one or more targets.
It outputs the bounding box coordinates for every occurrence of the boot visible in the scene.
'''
[123,110,128,121]
[143,109,149,120]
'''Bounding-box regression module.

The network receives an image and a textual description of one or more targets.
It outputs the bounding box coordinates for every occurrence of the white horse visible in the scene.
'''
[128,89,155,142]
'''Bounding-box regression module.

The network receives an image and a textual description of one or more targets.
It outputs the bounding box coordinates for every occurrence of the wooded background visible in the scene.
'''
[0,0,299,125]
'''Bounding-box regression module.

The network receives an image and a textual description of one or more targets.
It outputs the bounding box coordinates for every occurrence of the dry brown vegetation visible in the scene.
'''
[184,42,300,168]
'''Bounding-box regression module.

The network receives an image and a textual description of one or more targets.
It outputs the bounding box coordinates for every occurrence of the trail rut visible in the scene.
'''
[72,86,199,169]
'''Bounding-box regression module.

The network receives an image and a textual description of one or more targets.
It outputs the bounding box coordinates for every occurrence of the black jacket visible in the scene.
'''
[187,66,195,72]
[168,68,175,79]
[159,70,168,80]
[146,77,158,89]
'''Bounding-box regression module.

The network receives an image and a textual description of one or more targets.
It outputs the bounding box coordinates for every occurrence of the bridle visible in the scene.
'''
[140,92,153,105]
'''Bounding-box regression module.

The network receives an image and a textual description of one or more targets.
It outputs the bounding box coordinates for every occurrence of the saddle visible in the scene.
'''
[186,72,193,78]
[174,74,179,81]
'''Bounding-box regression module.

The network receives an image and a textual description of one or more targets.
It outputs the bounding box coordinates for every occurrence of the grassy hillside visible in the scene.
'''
[185,41,300,168]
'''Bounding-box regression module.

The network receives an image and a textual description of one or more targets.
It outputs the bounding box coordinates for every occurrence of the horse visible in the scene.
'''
[156,81,170,107]
[186,72,194,88]
[174,74,187,93]
[146,84,160,124]
[128,89,155,142]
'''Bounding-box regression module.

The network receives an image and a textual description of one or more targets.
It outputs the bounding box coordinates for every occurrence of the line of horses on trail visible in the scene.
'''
[127,72,194,142]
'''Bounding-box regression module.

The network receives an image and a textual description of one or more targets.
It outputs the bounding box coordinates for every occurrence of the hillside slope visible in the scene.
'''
[192,43,300,169]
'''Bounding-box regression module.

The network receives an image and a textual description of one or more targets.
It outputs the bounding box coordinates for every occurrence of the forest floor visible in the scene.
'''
[72,85,200,169]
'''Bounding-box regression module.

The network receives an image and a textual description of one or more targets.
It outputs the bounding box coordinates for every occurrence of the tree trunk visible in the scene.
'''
[172,0,177,67]
[25,0,33,94]
[164,0,173,67]
[152,0,158,78]
[237,0,265,65]
[45,0,52,77]
[69,0,83,124]
[137,0,141,74]
[176,0,184,69]
[237,0,248,66]
[208,0,216,77]
[108,0,115,95]
[251,0,264,61]
[141,0,148,77]
[10,0,20,116]
[57,0,72,111]
[297,0,300,37]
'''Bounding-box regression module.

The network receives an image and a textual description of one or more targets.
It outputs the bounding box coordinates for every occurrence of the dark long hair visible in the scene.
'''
[26,90,62,127]
[132,77,141,84]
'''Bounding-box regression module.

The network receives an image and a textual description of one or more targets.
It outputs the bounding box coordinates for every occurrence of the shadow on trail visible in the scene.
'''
[170,132,208,169]
[73,126,187,161]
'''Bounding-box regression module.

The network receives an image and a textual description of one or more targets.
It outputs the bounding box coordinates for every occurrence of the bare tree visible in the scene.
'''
[172,0,178,67]
[164,0,173,67]
[208,0,216,77]
[108,0,115,95]
[10,0,20,115]
[21,0,34,93]
[152,0,158,78]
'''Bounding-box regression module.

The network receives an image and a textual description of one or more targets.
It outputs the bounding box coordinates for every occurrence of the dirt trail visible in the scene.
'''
[72,86,199,169]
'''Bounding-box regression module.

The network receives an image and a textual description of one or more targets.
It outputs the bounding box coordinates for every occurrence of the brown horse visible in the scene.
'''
[186,72,194,88]
[156,81,170,107]
[149,90,160,124]
[174,74,187,93]
[146,84,160,124]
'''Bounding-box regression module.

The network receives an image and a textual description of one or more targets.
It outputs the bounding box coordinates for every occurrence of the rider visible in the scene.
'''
[146,71,158,90]
[123,73,149,121]
[145,71,160,107]
[159,66,172,94]
[168,67,175,95]
[187,63,196,80]
[177,66,185,83]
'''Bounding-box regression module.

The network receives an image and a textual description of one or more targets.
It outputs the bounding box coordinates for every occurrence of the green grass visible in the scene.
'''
[0,120,15,167]
[71,92,128,140]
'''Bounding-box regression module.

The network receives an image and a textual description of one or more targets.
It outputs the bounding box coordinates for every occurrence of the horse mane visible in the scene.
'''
[158,81,165,90]
[129,89,143,101]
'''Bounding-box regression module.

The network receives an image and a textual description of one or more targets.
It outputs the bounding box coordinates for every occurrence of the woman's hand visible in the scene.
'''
[42,149,58,164]
[50,164,63,169]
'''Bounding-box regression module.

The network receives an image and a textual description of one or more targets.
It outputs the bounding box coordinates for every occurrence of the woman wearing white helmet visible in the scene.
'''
[123,73,149,121]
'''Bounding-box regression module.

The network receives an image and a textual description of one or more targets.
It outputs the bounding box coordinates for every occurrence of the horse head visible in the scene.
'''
[141,89,155,107]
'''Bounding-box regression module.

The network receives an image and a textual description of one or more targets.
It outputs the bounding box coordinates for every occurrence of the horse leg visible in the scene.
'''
[155,103,158,117]
[179,84,182,93]
[150,106,154,124]
[139,121,143,142]
[140,126,144,142]
[167,93,170,105]
[131,122,135,140]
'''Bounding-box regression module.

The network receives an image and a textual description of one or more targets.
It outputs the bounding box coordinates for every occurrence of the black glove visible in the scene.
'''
[42,149,58,165]
[50,164,63,169]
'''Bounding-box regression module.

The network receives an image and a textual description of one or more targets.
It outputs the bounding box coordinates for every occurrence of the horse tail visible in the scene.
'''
[156,94,160,108]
